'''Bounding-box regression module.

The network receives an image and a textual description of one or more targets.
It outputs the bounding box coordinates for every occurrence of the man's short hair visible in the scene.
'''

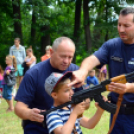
[120,7,134,22]
[52,37,75,51]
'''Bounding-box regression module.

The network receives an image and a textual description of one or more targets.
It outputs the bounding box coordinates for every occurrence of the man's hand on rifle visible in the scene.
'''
[108,82,134,94]
[108,82,127,94]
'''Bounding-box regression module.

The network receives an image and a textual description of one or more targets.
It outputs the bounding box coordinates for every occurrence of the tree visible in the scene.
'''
[30,4,37,45]
[39,0,51,54]
[0,0,128,65]
[12,0,23,43]
[41,25,51,54]
[83,0,92,52]
[73,0,82,63]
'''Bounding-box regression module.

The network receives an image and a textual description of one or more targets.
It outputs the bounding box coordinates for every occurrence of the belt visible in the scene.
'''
[108,97,134,115]
[121,103,134,107]
[119,106,134,115]
[22,120,47,129]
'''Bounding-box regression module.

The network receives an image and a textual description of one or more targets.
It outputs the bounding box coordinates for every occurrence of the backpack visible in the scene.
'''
[4,68,16,87]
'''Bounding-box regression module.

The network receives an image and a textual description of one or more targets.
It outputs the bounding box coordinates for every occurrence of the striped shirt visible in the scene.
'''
[46,106,83,134]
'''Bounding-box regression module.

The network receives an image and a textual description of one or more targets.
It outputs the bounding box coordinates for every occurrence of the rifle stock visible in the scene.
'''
[106,75,127,91]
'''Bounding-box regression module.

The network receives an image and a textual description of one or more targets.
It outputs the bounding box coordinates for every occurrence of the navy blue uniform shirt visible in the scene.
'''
[94,37,134,104]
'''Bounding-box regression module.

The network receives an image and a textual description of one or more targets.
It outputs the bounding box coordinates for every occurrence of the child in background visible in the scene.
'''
[2,55,17,112]
[98,65,107,82]
[45,72,104,134]
[0,65,4,103]
[86,70,99,87]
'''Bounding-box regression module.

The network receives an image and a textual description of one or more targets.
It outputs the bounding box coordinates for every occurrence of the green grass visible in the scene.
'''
[0,92,110,134]
[0,99,23,134]
[81,101,110,133]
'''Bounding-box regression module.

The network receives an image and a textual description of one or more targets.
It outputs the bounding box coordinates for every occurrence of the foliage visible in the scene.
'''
[0,0,131,66]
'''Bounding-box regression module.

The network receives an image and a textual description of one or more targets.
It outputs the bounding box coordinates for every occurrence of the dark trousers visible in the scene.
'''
[110,114,134,134]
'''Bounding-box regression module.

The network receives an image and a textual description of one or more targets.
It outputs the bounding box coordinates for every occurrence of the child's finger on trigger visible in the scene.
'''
[102,96,107,102]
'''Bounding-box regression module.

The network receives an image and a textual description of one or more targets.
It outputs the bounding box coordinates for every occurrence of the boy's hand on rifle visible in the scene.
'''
[84,98,90,110]
[73,102,86,117]
[95,96,107,112]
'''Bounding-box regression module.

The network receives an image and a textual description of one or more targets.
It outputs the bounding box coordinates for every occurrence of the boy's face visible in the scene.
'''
[5,57,12,65]
[89,71,95,77]
[52,79,74,104]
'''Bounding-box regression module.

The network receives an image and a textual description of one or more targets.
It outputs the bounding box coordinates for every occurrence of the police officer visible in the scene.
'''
[69,7,134,134]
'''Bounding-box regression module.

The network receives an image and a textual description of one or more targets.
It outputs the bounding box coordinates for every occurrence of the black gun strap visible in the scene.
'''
[107,94,123,134]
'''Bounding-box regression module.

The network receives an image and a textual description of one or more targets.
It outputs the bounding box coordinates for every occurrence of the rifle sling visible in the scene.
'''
[107,94,123,134]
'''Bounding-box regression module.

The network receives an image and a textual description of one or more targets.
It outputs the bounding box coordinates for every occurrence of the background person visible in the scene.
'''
[9,38,26,85]
[9,38,26,98]
[22,47,36,75]
[41,45,52,61]
[0,65,4,103]
[2,55,17,112]
[86,69,99,87]
[98,65,107,82]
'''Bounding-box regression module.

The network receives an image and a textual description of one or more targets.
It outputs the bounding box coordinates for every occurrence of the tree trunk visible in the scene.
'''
[93,0,104,46]
[12,0,23,44]
[83,0,92,52]
[41,25,51,54]
[105,30,109,41]
[31,7,36,46]
[73,0,82,63]
[105,0,109,41]
[93,12,101,42]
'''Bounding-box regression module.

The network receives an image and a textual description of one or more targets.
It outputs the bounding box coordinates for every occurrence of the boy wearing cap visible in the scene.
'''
[86,70,99,87]
[45,71,104,134]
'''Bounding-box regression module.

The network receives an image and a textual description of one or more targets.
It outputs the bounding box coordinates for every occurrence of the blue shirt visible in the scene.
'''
[94,37,134,104]
[9,45,26,64]
[86,76,99,86]
[15,59,82,133]
[46,106,82,134]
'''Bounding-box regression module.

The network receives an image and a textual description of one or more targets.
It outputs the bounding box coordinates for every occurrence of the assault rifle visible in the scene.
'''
[40,71,134,115]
